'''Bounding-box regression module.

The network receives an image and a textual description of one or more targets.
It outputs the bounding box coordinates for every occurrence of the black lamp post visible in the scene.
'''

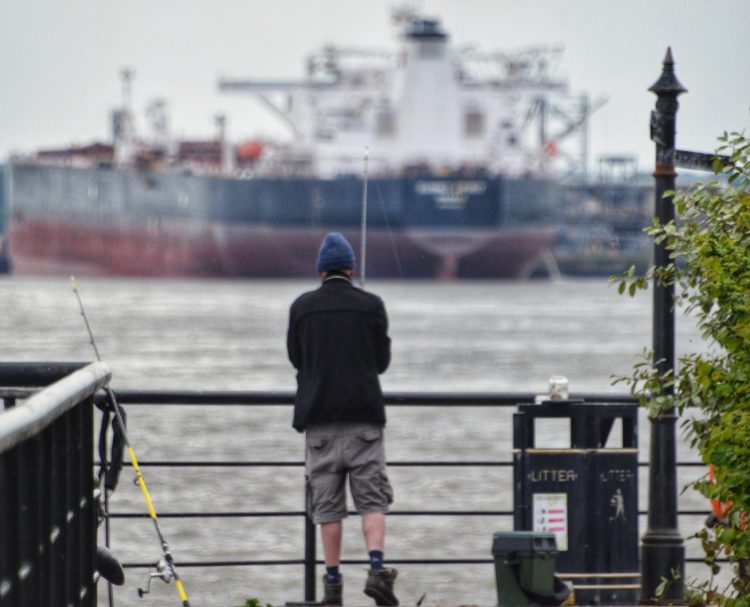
[641,47,687,602]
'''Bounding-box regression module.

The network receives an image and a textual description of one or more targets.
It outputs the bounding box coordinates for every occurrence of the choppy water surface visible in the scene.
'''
[0,276,715,606]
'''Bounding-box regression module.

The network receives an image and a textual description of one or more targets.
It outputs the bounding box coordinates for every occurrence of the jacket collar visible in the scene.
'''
[322,273,353,287]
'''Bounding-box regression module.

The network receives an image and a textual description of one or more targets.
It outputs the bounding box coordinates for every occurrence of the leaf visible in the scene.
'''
[655,577,670,598]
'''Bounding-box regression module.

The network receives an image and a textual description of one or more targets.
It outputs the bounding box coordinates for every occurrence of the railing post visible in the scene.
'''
[641,47,686,602]
[304,486,317,603]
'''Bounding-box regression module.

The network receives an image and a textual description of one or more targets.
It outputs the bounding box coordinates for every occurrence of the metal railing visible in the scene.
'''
[0,368,712,605]
[0,362,111,607]
[98,389,708,604]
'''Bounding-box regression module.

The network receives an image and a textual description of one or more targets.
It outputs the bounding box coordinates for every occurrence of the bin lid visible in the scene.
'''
[492,531,557,555]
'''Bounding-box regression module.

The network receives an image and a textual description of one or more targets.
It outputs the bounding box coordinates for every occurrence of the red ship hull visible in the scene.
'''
[9,219,556,280]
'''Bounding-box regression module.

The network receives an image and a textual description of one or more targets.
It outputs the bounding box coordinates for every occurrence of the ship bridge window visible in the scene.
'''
[376,111,397,138]
[418,41,445,59]
[464,109,485,137]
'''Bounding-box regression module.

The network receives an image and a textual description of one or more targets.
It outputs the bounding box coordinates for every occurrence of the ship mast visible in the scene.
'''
[114,67,137,166]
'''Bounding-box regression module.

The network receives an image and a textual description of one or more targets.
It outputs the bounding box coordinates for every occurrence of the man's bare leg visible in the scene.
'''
[321,520,343,566]
[362,512,385,552]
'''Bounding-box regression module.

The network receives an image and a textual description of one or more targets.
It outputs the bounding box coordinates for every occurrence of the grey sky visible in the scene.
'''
[1,0,748,174]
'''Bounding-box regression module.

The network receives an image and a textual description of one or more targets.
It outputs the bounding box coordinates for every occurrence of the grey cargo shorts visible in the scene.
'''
[305,422,394,524]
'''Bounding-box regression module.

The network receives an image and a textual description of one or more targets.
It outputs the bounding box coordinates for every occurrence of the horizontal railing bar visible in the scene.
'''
[123,560,307,568]
[106,509,710,519]
[106,510,515,518]
[0,361,90,387]
[106,459,707,467]
[121,460,512,467]
[122,558,498,569]
[99,390,638,406]
[126,461,304,467]
[109,511,306,518]
[121,557,725,570]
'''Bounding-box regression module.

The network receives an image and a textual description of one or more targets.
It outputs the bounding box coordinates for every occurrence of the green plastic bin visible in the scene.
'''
[492,531,570,607]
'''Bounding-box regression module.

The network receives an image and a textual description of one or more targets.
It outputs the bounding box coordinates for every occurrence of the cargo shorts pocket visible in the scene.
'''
[378,471,394,506]
[349,428,393,512]
[352,428,382,461]
[306,436,330,474]
[350,468,394,513]
[306,471,348,523]
[309,437,329,450]
[357,428,381,443]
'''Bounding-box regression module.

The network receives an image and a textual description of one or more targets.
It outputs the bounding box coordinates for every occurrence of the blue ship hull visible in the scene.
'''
[6,164,559,279]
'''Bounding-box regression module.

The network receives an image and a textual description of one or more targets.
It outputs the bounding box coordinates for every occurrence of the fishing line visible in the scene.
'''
[71,276,192,607]
[361,147,406,282]
[360,146,369,288]
[373,181,405,279]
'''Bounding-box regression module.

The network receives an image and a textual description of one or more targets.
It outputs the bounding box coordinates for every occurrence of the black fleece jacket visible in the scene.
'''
[287,274,391,432]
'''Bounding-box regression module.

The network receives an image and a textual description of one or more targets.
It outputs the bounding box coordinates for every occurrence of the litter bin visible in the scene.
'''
[513,401,639,605]
[492,531,571,607]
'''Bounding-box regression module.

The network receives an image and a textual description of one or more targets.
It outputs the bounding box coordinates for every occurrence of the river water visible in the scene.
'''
[0,276,716,606]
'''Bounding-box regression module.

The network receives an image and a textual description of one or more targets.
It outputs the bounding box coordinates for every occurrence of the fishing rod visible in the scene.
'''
[71,276,192,607]
[360,146,369,289]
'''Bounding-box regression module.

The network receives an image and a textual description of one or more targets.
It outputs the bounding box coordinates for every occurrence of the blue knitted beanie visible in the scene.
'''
[316,232,356,272]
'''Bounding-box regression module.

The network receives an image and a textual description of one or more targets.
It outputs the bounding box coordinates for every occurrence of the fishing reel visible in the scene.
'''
[138,559,173,597]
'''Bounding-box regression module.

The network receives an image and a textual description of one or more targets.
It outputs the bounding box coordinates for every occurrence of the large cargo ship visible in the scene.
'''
[5,9,595,279]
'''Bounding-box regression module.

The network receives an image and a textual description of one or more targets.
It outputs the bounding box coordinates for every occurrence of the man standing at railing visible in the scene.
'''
[287,232,398,607]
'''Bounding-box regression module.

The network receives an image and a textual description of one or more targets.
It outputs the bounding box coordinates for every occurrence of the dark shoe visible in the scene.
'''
[364,568,399,606]
[322,574,343,606]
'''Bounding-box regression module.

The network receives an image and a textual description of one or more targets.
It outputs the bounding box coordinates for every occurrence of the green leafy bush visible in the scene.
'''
[613,132,750,606]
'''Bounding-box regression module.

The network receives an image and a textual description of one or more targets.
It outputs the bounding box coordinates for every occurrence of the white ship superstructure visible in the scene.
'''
[219,9,595,180]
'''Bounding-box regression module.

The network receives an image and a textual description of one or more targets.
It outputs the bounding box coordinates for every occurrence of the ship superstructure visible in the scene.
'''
[219,9,593,180]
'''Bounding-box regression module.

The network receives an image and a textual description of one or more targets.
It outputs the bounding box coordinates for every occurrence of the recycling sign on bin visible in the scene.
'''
[533,493,568,550]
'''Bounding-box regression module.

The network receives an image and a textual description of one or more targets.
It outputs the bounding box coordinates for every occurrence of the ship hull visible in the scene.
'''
[7,163,558,279]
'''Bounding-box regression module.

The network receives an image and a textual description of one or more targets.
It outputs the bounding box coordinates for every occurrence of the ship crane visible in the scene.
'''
[528,94,608,179]
[513,83,608,179]
[219,43,396,145]
[458,45,566,89]
[546,94,608,177]
[219,78,306,140]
